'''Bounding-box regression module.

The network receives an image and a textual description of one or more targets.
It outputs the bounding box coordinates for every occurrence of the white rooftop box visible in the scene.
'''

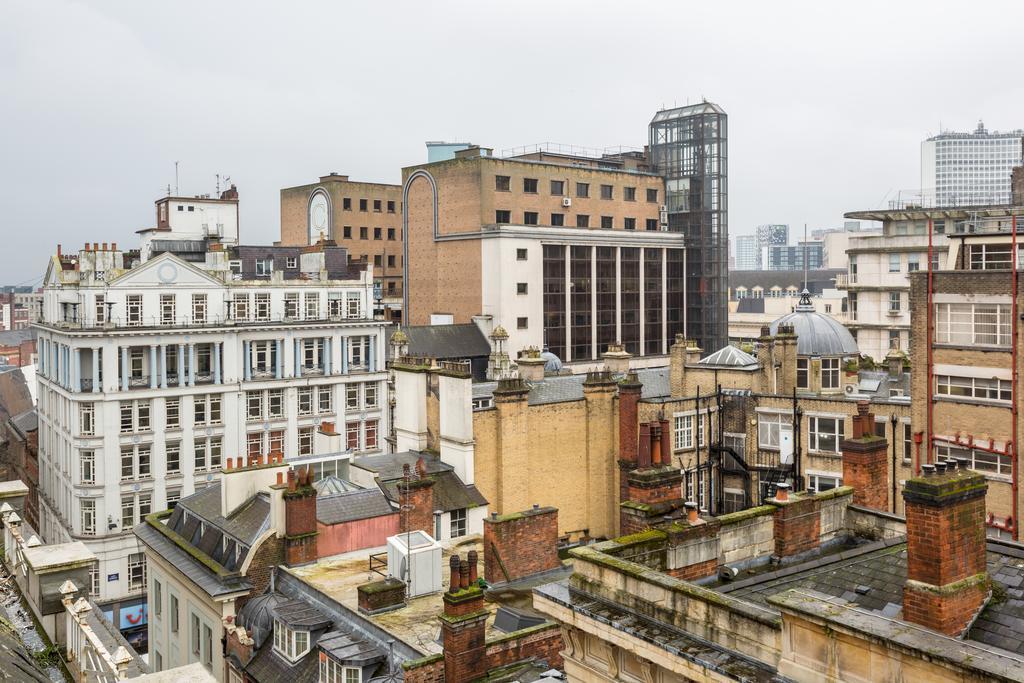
[387,530,442,598]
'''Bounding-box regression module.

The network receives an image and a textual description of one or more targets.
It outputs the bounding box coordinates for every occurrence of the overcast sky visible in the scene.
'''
[2,0,1022,284]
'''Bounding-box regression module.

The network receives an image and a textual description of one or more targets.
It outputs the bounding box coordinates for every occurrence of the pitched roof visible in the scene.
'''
[698,346,758,368]
[353,452,488,513]
[402,323,491,359]
[316,488,395,525]
[134,521,251,599]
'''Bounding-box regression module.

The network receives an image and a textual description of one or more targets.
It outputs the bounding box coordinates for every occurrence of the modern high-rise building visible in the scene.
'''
[734,234,759,270]
[756,223,788,248]
[649,102,728,353]
[921,121,1024,207]
[766,241,824,271]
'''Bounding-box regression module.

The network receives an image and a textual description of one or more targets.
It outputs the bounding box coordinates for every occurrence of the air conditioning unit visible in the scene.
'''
[659,204,669,228]
[386,530,442,597]
[562,197,572,207]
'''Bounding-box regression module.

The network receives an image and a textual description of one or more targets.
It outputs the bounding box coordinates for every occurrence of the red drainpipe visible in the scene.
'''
[925,218,934,474]
[1012,214,1019,539]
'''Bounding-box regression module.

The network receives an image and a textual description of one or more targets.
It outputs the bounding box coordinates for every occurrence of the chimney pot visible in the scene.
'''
[111,242,117,251]
[775,482,791,502]
[922,464,936,477]
[467,550,478,584]
[449,555,461,593]
[57,244,62,257]
[685,501,699,524]
[101,242,107,251]
[533,503,539,510]
[84,242,89,251]
[93,242,98,251]
[955,457,970,471]
[459,560,470,590]
[935,461,947,474]
[491,512,498,519]
[276,472,283,485]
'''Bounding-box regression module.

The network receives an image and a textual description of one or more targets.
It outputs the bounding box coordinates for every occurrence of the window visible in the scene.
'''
[373,199,382,212]
[321,658,362,683]
[343,226,352,239]
[808,416,843,454]
[232,293,249,320]
[387,255,396,268]
[121,494,134,528]
[821,358,840,389]
[365,419,378,449]
[935,302,1011,346]
[359,227,368,240]
[154,580,162,618]
[203,624,213,668]
[364,383,378,407]
[888,292,901,313]
[191,614,201,655]
[936,374,1011,402]
[346,422,359,450]
[807,473,842,493]
[516,283,528,295]
[601,216,613,230]
[126,295,142,326]
[387,200,396,213]
[472,397,493,410]
[255,259,273,276]
[758,412,790,449]
[624,187,636,201]
[674,414,694,450]
[298,427,313,457]
[495,210,510,224]
[171,595,179,633]
[247,391,264,421]
[646,188,658,202]
[907,254,920,272]
[305,292,320,319]
[346,384,359,410]
[194,394,222,425]
[120,400,150,432]
[523,178,538,193]
[274,619,311,661]
[285,292,299,319]
[160,294,176,324]
[254,292,271,321]
[624,218,636,230]
[166,442,180,474]
[796,358,808,389]
[576,182,589,198]
[903,422,913,463]
[268,389,284,417]
[516,248,528,261]
[550,213,564,227]
[194,437,222,471]
[342,198,351,211]
[523,212,538,225]
[286,257,297,269]
[80,499,95,536]
[387,228,396,240]
[450,508,467,537]
[600,184,613,200]
[298,387,313,415]
[516,317,528,329]
[646,218,658,231]
[80,403,95,435]
[80,450,94,484]
[576,214,590,228]
[318,386,333,413]
[550,180,564,195]
[495,175,510,191]
[95,294,106,324]
[346,292,361,319]
[935,443,1011,477]
[888,253,900,272]
[359,199,367,212]
[191,294,206,323]
[373,227,382,240]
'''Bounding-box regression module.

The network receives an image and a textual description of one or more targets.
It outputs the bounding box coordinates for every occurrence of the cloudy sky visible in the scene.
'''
[2,0,1022,284]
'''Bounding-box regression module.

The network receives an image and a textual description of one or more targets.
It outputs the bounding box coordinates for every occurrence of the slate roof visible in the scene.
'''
[0,329,36,346]
[316,488,395,525]
[719,536,1024,657]
[471,366,670,406]
[172,483,270,548]
[273,599,333,630]
[9,409,36,435]
[729,268,844,296]
[402,323,491,359]
[134,521,251,599]
[318,630,388,667]
[353,451,488,513]
[770,301,859,356]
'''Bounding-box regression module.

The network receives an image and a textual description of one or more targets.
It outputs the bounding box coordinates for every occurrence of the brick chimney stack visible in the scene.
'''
[841,400,890,511]
[441,552,488,682]
[617,373,643,508]
[398,462,435,536]
[902,462,989,636]
[283,466,318,567]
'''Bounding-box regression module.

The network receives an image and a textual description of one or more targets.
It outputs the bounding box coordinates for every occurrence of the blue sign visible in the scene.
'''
[107,573,119,582]
[120,602,147,630]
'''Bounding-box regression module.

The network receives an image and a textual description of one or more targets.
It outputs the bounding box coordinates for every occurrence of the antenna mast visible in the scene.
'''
[174,161,179,196]
[803,223,808,291]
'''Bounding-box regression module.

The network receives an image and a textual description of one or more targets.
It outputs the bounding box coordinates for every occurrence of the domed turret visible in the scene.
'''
[235,590,287,648]
[770,290,858,357]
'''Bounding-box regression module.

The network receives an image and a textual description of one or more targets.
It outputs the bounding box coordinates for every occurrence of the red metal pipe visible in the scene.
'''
[926,218,934,474]
[1012,214,1019,539]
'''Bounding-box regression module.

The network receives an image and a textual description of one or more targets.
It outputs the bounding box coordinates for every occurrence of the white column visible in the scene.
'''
[341,337,349,374]
[120,346,129,391]
[324,337,332,375]
[177,344,185,387]
[214,342,222,385]
[149,345,158,389]
[368,335,376,373]
[91,348,99,394]
[70,347,80,392]
[294,339,302,377]
[160,345,168,389]
[188,344,196,386]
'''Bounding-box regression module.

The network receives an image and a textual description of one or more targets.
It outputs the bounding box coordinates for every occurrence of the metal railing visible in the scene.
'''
[44,312,376,330]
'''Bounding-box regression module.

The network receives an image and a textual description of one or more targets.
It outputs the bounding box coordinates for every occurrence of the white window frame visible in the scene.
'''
[935,302,1011,347]
[820,357,840,389]
[808,415,843,454]
[80,499,95,536]
[757,411,789,450]
[192,294,207,324]
[273,619,311,662]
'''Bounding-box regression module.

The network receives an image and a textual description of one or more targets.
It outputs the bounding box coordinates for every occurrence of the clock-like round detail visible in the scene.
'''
[309,192,330,244]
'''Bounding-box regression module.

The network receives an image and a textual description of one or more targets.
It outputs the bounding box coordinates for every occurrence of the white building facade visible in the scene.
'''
[921,122,1024,207]
[34,242,390,619]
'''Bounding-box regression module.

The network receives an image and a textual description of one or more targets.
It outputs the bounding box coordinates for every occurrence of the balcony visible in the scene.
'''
[41,312,375,331]
[301,364,325,377]
[128,375,150,389]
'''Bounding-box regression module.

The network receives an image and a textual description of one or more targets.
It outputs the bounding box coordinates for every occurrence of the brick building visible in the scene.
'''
[908,211,1024,540]
[279,174,404,322]
[402,145,684,369]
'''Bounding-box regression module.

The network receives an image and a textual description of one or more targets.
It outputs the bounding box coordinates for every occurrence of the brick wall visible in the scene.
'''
[402,655,444,683]
[771,494,822,558]
[357,578,405,614]
[237,536,283,613]
[441,588,488,682]
[483,506,560,584]
[625,467,683,506]
[399,478,435,536]
[485,623,564,670]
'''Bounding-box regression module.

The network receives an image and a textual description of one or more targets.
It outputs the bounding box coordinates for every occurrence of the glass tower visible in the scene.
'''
[649,102,728,353]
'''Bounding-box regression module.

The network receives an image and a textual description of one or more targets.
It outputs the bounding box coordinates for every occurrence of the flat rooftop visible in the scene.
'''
[287,535,560,656]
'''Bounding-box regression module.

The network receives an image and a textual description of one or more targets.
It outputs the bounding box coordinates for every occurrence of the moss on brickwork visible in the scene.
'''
[402,653,444,671]
[717,505,776,525]
[484,621,559,646]
[812,485,854,502]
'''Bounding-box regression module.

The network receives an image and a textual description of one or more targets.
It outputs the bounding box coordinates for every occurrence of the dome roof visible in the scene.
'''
[314,475,362,497]
[491,325,509,340]
[389,329,409,344]
[699,345,759,368]
[236,590,286,648]
[540,351,562,373]
[770,290,858,357]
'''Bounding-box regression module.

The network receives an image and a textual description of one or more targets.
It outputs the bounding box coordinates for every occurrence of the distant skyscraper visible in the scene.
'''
[767,241,824,271]
[756,224,788,248]
[921,121,1024,206]
[734,235,759,270]
[649,102,728,353]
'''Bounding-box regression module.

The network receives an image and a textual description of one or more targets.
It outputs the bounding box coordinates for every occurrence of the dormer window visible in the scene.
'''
[256,259,273,277]
[273,619,310,661]
[320,656,360,683]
